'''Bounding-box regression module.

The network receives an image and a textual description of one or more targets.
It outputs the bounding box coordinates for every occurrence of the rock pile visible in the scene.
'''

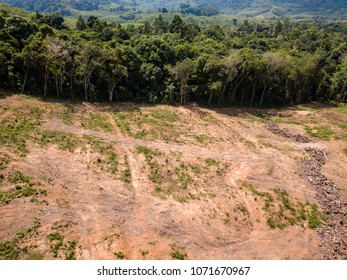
[302,148,347,260]
[267,121,311,143]
[267,121,347,259]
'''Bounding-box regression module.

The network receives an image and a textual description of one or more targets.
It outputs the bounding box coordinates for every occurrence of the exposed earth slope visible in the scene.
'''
[1,93,347,260]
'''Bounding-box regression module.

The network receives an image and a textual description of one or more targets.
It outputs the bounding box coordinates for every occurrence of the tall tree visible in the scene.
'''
[170,59,195,105]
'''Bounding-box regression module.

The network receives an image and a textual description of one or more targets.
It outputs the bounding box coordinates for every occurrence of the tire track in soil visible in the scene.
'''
[267,121,347,260]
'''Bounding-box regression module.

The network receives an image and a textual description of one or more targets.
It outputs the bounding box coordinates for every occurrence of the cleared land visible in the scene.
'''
[0,93,347,260]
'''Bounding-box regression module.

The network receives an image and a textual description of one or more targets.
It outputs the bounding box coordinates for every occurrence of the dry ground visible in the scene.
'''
[0,94,346,260]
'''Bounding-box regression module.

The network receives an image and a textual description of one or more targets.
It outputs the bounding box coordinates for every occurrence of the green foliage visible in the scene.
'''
[141,250,149,257]
[114,251,125,259]
[205,158,218,166]
[0,116,40,156]
[120,168,131,183]
[0,241,19,260]
[0,4,347,108]
[235,203,249,215]
[170,250,187,260]
[48,232,63,241]
[0,154,10,170]
[242,182,326,230]
[8,171,31,184]
[308,204,327,229]
[0,218,41,260]
[82,113,113,132]
[114,109,179,140]
[26,251,43,260]
[137,146,163,184]
[304,126,335,141]
[83,136,119,175]
[175,164,193,189]
[38,130,79,152]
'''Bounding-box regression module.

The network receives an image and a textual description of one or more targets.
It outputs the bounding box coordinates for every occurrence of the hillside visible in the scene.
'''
[1,0,347,19]
[1,94,347,259]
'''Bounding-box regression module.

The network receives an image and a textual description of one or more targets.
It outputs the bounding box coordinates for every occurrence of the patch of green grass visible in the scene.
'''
[336,103,347,115]
[195,134,208,143]
[0,115,40,156]
[153,186,171,199]
[189,164,201,174]
[0,188,21,205]
[51,241,63,258]
[21,185,35,197]
[50,104,74,125]
[308,204,327,229]
[137,146,163,184]
[256,134,268,139]
[149,109,179,123]
[25,251,43,260]
[84,136,119,174]
[0,185,38,205]
[38,130,79,152]
[241,182,326,230]
[65,251,75,260]
[273,119,303,125]
[120,168,131,183]
[114,109,179,140]
[48,232,63,242]
[235,203,249,215]
[82,113,113,132]
[205,158,218,166]
[136,146,162,160]
[170,250,187,260]
[0,154,10,171]
[141,250,149,257]
[0,241,19,260]
[343,148,347,156]
[0,218,41,260]
[8,171,31,184]
[244,113,267,123]
[175,164,193,189]
[304,126,335,141]
[114,251,125,259]
[114,112,133,136]
[175,196,187,203]
[296,105,321,112]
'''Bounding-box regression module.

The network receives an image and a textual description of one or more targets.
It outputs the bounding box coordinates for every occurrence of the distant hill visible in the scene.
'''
[1,0,346,19]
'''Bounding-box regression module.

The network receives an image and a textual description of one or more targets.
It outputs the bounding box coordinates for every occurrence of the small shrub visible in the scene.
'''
[8,171,31,184]
[170,250,186,260]
[141,251,149,257]
[114,251,125,259]
[205,158,218,166]
[0,241,19,260]
[48,232,63,241]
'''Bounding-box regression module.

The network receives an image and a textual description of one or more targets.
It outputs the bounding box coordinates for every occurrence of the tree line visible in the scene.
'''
[0,9,346,106]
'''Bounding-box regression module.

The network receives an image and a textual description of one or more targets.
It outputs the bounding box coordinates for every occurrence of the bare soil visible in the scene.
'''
[1,95,347,260]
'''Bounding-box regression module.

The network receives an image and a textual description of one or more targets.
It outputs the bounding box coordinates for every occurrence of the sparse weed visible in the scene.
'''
[170,250,187,260]
[114,251,125,259]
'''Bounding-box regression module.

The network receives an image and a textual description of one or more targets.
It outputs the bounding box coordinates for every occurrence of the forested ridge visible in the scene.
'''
[0,5,346,106]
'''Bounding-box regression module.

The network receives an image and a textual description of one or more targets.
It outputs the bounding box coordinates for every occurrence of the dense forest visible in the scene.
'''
[2,0,347,20]
[0,5,346,106]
